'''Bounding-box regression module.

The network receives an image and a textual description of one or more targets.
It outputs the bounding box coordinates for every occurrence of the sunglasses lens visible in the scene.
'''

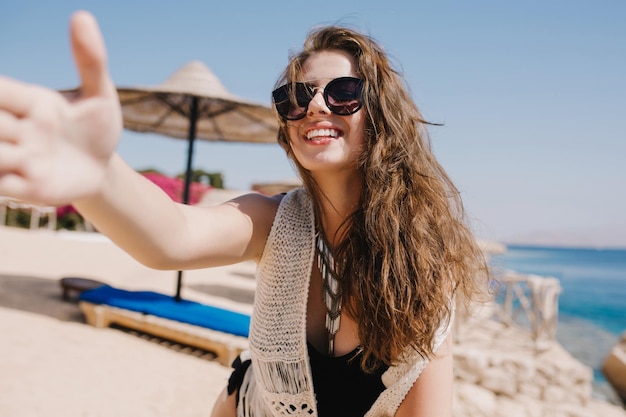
[325,77,363,115]
[272,83,311,120]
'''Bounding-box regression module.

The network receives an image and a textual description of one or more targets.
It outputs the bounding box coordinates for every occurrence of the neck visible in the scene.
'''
[312,171,362,246]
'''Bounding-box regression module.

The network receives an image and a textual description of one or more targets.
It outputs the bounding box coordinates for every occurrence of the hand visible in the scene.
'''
[0,11,122,206]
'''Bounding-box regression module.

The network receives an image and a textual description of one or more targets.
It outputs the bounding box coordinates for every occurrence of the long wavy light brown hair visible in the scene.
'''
[274,26,489,371]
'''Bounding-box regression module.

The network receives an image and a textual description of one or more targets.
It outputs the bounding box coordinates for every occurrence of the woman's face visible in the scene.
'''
[286,50,366,177]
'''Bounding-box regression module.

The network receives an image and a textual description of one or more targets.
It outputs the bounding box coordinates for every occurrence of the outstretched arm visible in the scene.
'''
[73,154,279,269]
[0,11,278,269]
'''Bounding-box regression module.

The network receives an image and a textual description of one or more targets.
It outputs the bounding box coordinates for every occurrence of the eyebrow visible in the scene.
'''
[297,79,326,87]
[297,77,350,88]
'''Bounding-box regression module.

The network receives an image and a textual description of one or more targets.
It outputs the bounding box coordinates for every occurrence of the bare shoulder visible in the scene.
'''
[225,192,285,217]
[218,192,285,261]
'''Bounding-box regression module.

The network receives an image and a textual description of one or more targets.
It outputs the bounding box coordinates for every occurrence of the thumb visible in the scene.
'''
[70,11,114,98]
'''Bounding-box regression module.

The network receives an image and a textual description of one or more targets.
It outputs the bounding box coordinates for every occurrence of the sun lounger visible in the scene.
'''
[78,285,250,366]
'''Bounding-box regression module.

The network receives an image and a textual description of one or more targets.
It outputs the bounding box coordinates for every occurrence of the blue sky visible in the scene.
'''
[1,1,625,248]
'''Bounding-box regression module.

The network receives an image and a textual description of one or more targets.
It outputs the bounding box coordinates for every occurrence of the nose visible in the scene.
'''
[307,89,330,116]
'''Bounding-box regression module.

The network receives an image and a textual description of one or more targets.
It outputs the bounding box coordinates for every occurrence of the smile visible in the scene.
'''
[305,128,342,141]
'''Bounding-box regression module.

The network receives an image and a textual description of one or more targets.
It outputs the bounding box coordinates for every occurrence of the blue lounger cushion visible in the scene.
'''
[79,285,250,337]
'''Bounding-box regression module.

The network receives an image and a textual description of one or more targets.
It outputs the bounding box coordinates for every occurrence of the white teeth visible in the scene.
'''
[306,129,339,140]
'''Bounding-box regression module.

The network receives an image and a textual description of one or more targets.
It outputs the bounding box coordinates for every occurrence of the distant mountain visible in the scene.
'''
[503,225,626,249]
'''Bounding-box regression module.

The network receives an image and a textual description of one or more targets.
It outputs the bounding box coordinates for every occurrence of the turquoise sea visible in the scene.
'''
[489,245,626,399]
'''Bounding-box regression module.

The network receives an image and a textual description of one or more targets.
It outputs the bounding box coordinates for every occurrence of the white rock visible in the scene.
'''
[481,367,518,396]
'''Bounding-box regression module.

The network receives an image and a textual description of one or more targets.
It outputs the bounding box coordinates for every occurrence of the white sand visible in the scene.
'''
[0,225,256,417]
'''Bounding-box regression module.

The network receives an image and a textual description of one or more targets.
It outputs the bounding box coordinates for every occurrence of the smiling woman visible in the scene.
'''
[0,12,488,417]
[211,26,490,417]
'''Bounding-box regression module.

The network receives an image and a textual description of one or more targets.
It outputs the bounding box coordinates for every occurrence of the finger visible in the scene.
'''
[0,77,38,118]
[0,111,21,143]
[0,143,24,171]
[70,11,115,99]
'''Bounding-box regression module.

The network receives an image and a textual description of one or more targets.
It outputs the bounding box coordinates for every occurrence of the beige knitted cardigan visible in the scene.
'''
[236,188,452,417]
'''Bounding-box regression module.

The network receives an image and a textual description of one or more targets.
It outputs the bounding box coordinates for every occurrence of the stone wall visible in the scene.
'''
[453,311,626,417]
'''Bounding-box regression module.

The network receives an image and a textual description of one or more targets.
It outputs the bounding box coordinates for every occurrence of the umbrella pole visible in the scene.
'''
[175,96,200,302]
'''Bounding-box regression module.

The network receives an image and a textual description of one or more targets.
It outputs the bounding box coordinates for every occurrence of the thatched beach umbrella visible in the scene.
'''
[117,60,278,203]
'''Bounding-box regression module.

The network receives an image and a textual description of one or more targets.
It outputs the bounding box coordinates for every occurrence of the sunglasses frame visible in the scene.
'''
[272,77,364,121]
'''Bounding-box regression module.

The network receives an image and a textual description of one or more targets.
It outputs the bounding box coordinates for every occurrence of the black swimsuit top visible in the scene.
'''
[227,343,388,417]
[307,343,387,417]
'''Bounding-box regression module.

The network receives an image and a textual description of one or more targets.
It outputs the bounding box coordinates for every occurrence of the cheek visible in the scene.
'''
[286,124,300,143]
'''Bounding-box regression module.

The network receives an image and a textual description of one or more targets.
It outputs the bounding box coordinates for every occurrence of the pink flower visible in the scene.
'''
[141,172,211,205]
